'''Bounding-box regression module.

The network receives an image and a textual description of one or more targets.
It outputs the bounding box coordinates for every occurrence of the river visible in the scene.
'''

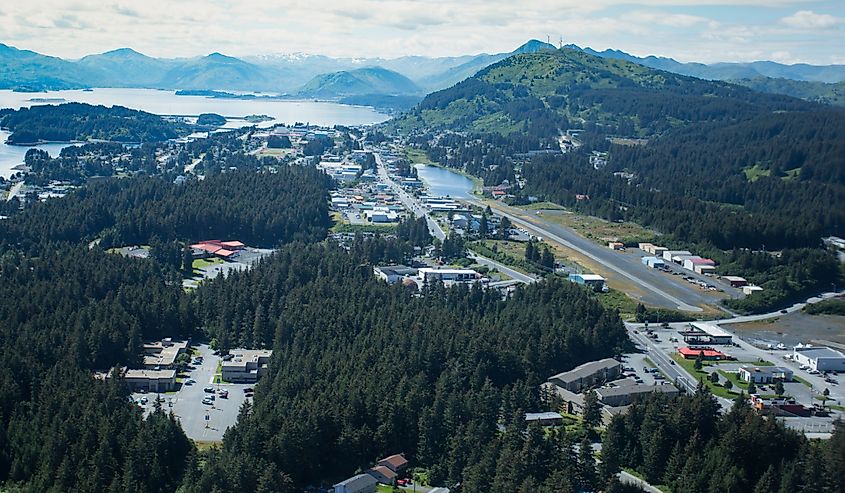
[0,88,390,178]
[413,164,476,198]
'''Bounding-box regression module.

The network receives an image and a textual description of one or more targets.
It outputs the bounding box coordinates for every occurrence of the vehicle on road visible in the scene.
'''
[222,354,234,361]
[243,387,254,393]
[185,379,196,385]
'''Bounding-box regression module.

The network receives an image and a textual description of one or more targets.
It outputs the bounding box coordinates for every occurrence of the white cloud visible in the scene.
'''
[0,0,840,65]
[781,10,841,29]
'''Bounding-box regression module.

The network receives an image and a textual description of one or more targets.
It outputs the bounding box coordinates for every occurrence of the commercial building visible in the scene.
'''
[683,256,716,272]
[221,349,273,383]
[190,239,245,259]
[525,412,564,426]
[373,265,418,284]
[662,250,692,263]
[608,242,624,250]
[124,368,177,392]
[677,347,731,361]
[793,346,845,372]
[641,256,665,269]
[739,366,794,384]
[547,358,622,392]
[722,276,748,288]
[418,268,479,284]
[142,339,188,369]
[568,273,607,291]
[334,474,378,493]
[595,381,679,407]
[684,322,733,345]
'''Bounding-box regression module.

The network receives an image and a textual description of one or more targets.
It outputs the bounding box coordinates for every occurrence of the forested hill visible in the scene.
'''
[392,47,845,250]
[390,47,814,137]
[0,103,183,144]
[0,168,333,253]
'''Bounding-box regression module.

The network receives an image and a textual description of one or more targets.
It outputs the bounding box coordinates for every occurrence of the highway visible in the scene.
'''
[374,152,446,241]
[473,199,704,312]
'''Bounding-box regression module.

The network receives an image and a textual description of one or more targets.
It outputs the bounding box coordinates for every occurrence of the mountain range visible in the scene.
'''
[2,40,845,107]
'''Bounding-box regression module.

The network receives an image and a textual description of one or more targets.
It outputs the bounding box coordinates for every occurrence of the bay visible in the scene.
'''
[0,88,390,179]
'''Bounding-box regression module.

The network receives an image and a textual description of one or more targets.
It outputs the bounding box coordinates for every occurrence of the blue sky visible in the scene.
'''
[0,1,842,64]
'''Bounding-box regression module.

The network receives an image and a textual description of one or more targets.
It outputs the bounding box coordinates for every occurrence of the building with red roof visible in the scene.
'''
[377,453,408,474]
[677,346,730,361]
[190,240,245,259]
[367,465,397,485]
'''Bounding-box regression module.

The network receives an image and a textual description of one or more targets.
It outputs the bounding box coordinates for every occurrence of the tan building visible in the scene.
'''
[222,349,273,383]
[143,339,188,369]
[124,368,177,392]
[547,358,622,392]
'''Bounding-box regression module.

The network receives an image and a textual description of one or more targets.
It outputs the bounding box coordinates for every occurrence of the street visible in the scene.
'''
[374,152,445,241]
[467,251,537,284]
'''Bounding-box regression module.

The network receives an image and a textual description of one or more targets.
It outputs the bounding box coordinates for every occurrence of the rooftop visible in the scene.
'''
[548,358,620,384]
[525,412,563,421]
[574,274,605,281]
[369,465,397,480]
[596,382,677,399]
[334,473,378,489]
[794,346,845,359]
[125,369,176,379]
[378,453,409,470]
[689,322,732,338]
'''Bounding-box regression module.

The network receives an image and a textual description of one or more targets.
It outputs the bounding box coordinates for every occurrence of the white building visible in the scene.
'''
[743,285,764,295]
[334,473,378,493]
[221,349,273,383]
[793,346,845,372]
[662,250,692,262]
[418,268,479,284]
[688,322,733,345]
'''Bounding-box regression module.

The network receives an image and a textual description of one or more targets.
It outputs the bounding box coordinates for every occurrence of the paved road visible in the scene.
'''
[475,200,704,312]
[618,471,664,493]
[467,251,537,284]
[626,324,704,397]
[6,181,23,202]
[374,152,446,241]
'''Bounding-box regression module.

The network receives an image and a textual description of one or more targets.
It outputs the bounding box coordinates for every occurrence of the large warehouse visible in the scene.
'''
[793,346,845,372]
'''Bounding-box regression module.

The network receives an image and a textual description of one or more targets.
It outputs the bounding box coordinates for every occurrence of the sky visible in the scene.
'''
[0,1,843,65]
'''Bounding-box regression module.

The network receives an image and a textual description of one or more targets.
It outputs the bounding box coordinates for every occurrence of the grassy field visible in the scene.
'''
[519,201,567,211]
[596,289,640,321]
[525,208,658,244]
[194,440,221,452]
[743,164,772,182]
[405,147,434,165]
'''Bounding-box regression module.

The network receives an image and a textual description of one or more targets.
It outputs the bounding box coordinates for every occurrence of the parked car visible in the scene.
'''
[139,397,148,405]
[243,387,254,393]
[222,354,234,361]
[218,390,229,398]
[203,386,214,393]
[185,379,196,385]
[202,397,213,405]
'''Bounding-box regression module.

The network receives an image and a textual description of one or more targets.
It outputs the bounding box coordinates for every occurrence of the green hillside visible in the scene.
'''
[298,67,421,98]
[732,77,845,107]
[391,47,810,137]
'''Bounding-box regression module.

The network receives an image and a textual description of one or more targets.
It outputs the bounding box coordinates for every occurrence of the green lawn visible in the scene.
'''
[192,257,223,270]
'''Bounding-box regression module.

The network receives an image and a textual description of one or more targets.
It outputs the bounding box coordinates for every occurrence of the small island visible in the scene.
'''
[196,113,227,126]
[0,102,183,145]
[244,114,274,124]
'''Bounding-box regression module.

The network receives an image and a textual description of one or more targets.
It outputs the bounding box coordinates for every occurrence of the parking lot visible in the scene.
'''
[132,344,254,441]
[183,247,275,289]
